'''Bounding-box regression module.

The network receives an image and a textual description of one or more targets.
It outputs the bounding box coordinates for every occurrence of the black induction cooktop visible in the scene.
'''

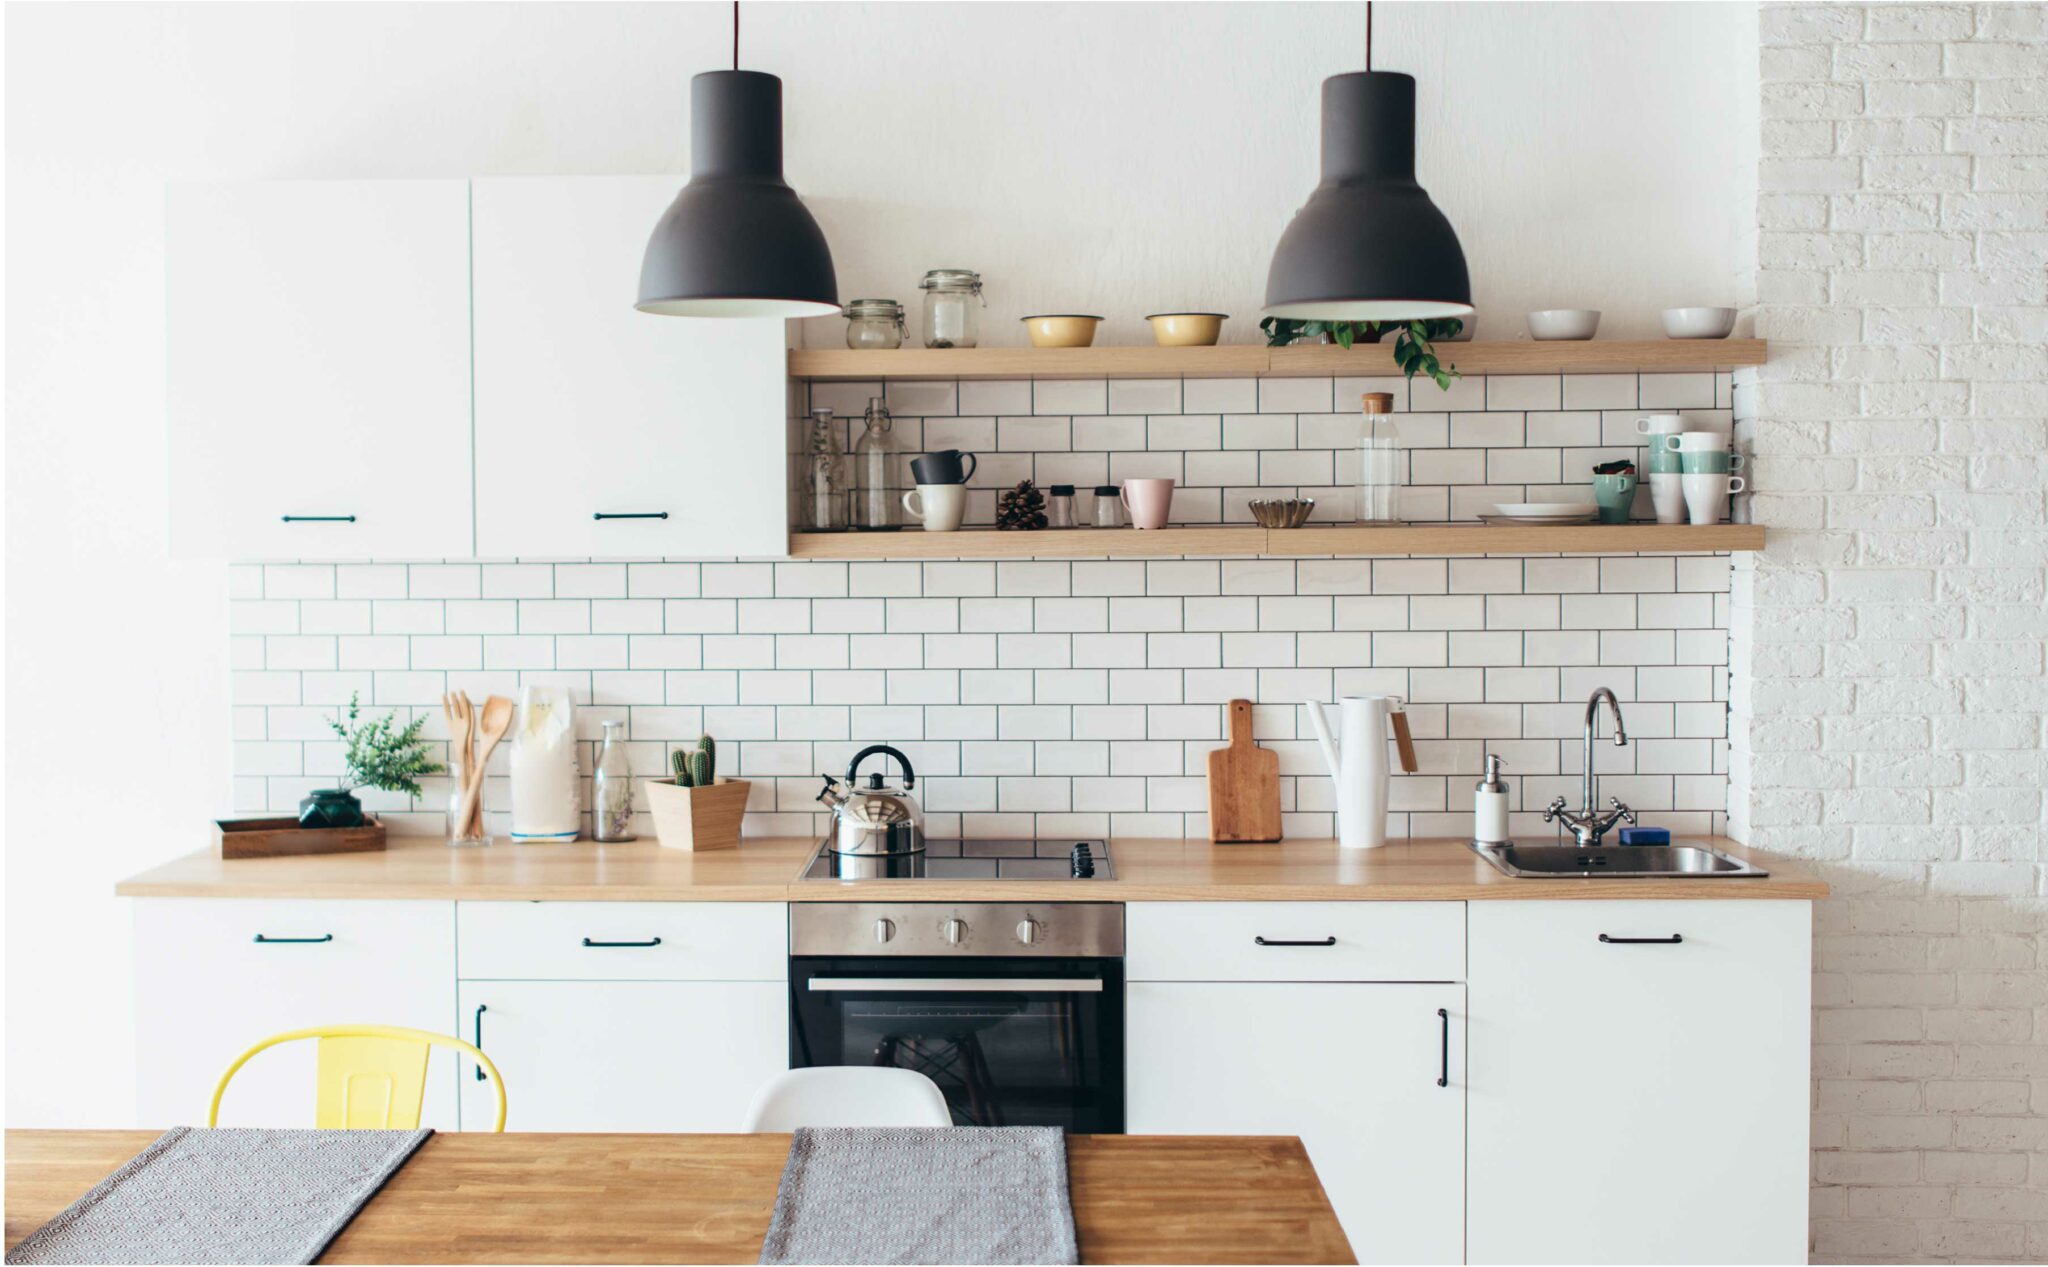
[798,838,1111,882]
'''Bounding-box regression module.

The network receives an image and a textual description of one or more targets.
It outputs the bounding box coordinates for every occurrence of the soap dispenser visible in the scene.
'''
[1473,752,1509,845]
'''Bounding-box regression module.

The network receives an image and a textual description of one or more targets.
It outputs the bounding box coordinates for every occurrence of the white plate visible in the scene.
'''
[1493,503,1600,518]
[1480,514,1597,526]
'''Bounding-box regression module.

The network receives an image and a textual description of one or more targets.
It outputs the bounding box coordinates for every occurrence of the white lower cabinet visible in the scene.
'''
[132,899,458,1129]
[1129,981,1466,1265]
[1467,900,1811,1265]
[454,980,786,1132]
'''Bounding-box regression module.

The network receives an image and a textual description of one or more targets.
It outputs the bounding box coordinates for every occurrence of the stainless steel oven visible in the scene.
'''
[789,902,1125,1133]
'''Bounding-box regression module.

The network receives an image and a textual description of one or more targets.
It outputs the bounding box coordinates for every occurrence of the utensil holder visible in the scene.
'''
[647,777,751,851]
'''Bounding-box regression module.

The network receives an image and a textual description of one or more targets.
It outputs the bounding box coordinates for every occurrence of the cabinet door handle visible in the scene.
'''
[592,512,670,521]
[1599,933,1683,944]
[1436,1008,1449,1087]
[1254,936,1337,947]
[280,515,356,523]
[581,936,663,948]
[252,933,333,944]
[473,1004,487,1081]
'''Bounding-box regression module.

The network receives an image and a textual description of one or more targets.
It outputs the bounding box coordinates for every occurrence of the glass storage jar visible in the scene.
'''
[850,396,901,530]
[843,299,907,350]
[803,408,848,531]
[919,269,985,348]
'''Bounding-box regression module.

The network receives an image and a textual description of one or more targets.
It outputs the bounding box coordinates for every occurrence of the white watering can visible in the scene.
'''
[1305,695,1418,850]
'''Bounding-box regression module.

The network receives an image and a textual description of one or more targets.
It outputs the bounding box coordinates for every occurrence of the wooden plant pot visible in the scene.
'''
[646,778,751,852]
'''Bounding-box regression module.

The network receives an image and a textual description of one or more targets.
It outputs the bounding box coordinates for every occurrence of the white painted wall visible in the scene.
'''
[4,1,1756,1126]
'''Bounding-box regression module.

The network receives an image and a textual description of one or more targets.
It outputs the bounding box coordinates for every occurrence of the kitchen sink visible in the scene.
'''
[1473,841,1769,879]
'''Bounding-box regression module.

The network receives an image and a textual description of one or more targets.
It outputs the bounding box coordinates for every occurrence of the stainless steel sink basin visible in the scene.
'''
[1473,841,1768,879]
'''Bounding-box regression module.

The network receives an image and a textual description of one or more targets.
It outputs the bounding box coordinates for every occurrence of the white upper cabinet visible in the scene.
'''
[471,177,790,559]
[167,181,474,559]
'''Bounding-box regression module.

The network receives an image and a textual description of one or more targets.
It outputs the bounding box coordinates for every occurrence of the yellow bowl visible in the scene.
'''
[1021,315,1103,348]
[1146,312,1227,347]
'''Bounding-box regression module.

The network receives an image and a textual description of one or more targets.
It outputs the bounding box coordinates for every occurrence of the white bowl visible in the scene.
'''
[1526,309,1601,341]
[1661,307,1737,339]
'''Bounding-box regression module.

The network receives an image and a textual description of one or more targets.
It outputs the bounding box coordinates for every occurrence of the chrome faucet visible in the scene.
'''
[1545,687,1637,846]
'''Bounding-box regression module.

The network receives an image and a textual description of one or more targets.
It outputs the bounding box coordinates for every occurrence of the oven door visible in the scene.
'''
[790,956,1125,1133]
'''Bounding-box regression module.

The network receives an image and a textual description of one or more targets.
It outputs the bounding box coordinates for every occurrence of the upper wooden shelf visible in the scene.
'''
[788,340,1769,381]
[789,523,1766,560]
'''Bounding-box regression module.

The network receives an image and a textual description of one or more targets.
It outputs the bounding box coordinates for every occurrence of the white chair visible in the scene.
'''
[742,1067,953,1131]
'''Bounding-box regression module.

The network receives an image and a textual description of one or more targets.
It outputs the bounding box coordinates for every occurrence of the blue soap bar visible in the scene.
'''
[1619,826,1670,846]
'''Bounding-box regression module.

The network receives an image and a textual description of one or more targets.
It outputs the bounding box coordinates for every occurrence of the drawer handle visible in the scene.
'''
[473,1004,487,1082]
[252,933,333,944]
[592,512,670,521]
[1599,933,1683,945]
[582,936,663,948]
[280,515,355,523]
[1254,936,1337,947]
[1437,1008,1449,1088]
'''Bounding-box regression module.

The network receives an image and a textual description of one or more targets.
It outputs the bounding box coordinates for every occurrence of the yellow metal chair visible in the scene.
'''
[208,1024,507,1132]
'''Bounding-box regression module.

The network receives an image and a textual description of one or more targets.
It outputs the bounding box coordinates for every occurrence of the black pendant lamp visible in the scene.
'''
[637,3,838,318]
[1264,2,1471,322]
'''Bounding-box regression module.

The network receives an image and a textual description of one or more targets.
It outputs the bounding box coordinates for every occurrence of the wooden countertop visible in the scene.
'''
[115,835,1827,901]
[5,1129,1355,1265]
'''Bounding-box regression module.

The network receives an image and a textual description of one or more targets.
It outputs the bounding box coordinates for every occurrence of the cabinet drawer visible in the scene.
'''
[1127,902,1463,982]
[457,902,785,981]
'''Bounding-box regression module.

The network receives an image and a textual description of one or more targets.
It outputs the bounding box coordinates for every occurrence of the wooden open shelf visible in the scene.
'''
[789,523,1765,560]
[788,340,1768,381]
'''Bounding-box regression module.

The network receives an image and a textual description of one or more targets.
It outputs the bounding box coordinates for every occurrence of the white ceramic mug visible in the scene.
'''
[1664,431,1733,453]
[1649,472,1688,525]
[1681,473,1746,525]
[902,483,967,532]
[1634,413,1686,436]
[1119,478,1175,530]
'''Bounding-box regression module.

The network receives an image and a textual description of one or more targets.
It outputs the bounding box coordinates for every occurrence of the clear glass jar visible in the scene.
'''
[1357,392,1403,525]
[843,298,907,350]
[591,720,635,842]
[803,408,847,531]
[1046,484,1076,529]
[447,780,488,847]
[850,397,900,530]
[919,269,984,348]
[1092,484,1124,528]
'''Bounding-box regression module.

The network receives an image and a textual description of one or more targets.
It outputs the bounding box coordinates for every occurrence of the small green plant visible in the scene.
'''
[670,734,718,787]
[328,693,443,796]
[1257,316,1464,391]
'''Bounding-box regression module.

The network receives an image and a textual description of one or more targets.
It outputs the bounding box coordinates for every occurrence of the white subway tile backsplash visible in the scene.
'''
[1107,378,1181,416]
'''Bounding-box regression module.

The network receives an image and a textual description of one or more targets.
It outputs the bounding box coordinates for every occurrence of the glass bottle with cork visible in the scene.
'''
[1357,391,1404,525]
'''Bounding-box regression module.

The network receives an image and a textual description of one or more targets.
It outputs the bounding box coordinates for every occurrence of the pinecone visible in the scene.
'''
[996,480,1048,530]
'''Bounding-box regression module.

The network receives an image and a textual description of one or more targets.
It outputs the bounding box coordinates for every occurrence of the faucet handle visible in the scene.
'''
[1543,796,1569,823]
[1609,797,1637,826]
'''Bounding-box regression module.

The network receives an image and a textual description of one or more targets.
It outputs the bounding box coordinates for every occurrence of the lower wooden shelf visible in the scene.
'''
[787,523,1765,559]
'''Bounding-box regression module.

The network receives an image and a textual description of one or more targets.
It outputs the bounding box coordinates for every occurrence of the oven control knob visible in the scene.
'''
[1016,918,1042,946]
[873,918,896,944]
[942,918,967,946]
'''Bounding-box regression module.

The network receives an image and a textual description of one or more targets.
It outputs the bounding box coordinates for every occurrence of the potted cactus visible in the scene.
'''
[645,734,751,851]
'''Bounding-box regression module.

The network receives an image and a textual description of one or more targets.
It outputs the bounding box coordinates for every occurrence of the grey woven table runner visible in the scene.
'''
[7,1126,432,1266]
[760,1126,1079,1266]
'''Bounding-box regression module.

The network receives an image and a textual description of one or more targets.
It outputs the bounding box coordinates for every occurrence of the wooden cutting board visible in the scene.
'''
[1207,699,1282,843]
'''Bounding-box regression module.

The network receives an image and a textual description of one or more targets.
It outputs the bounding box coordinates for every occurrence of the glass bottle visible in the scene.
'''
[850,397,900,530]
[1092,484,1124,528]
[447,782,488,848]
[803,408,847,531]
[919,270,985,348]
[843,299,907,350]
[592,720,635,843]
[1357,392,1404,525]
[1046,484,1077,528]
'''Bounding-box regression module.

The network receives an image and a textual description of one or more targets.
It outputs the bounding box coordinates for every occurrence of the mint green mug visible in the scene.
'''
[1648,446,1685,474]
[1592,472,1637,524]
[1680,451,1744,475]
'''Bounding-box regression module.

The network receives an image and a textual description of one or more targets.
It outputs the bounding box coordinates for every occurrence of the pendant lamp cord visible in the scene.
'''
[1365,0,1372,71]
[732,0,739,70]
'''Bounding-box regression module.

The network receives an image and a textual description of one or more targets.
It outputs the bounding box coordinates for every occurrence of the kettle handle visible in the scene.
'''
[846,743,916,789]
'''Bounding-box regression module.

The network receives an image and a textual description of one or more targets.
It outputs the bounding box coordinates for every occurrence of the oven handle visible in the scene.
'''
[807,978,1104,993]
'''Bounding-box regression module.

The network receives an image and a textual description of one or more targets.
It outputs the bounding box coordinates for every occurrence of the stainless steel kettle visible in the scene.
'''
[817,744,925,856]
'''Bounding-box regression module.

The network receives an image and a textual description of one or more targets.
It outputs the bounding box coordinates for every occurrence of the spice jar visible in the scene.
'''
[843,299,907,350]
[1092,484,1124,528]
[919,269,985,348]
[1046,484,1077,528]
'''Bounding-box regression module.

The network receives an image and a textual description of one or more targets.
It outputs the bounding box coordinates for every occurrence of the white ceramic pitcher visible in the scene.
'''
[1306,695,1404,850]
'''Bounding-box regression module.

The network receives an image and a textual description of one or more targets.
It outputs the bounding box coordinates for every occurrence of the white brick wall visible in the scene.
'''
[1742,6,2047,1262]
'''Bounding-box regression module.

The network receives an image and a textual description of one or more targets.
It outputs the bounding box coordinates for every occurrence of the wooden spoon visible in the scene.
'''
[457,694,515,838]
[444,693,474,806]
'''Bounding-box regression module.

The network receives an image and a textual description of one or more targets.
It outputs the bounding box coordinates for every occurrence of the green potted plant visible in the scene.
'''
[301,693,443,828]
[1258,316,1465,391]
[647,735,751,851]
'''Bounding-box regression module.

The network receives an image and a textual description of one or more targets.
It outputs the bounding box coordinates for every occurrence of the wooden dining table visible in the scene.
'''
[6,1130,1355,1265]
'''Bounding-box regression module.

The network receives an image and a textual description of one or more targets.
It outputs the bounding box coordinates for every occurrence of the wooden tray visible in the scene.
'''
[215,814,387,860]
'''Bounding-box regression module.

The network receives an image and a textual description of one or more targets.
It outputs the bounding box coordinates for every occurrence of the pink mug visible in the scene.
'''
[1119,478,1175,530]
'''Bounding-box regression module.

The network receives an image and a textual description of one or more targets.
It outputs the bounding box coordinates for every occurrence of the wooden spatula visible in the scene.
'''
[456,694,515,839]
[1207,698,1282,843]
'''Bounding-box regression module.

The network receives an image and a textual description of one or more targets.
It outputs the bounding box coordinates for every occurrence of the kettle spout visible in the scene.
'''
[815,775,845,811]
[1304,701,1343,781]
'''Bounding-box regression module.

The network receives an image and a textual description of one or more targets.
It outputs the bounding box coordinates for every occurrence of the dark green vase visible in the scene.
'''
[298,788,365,829]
